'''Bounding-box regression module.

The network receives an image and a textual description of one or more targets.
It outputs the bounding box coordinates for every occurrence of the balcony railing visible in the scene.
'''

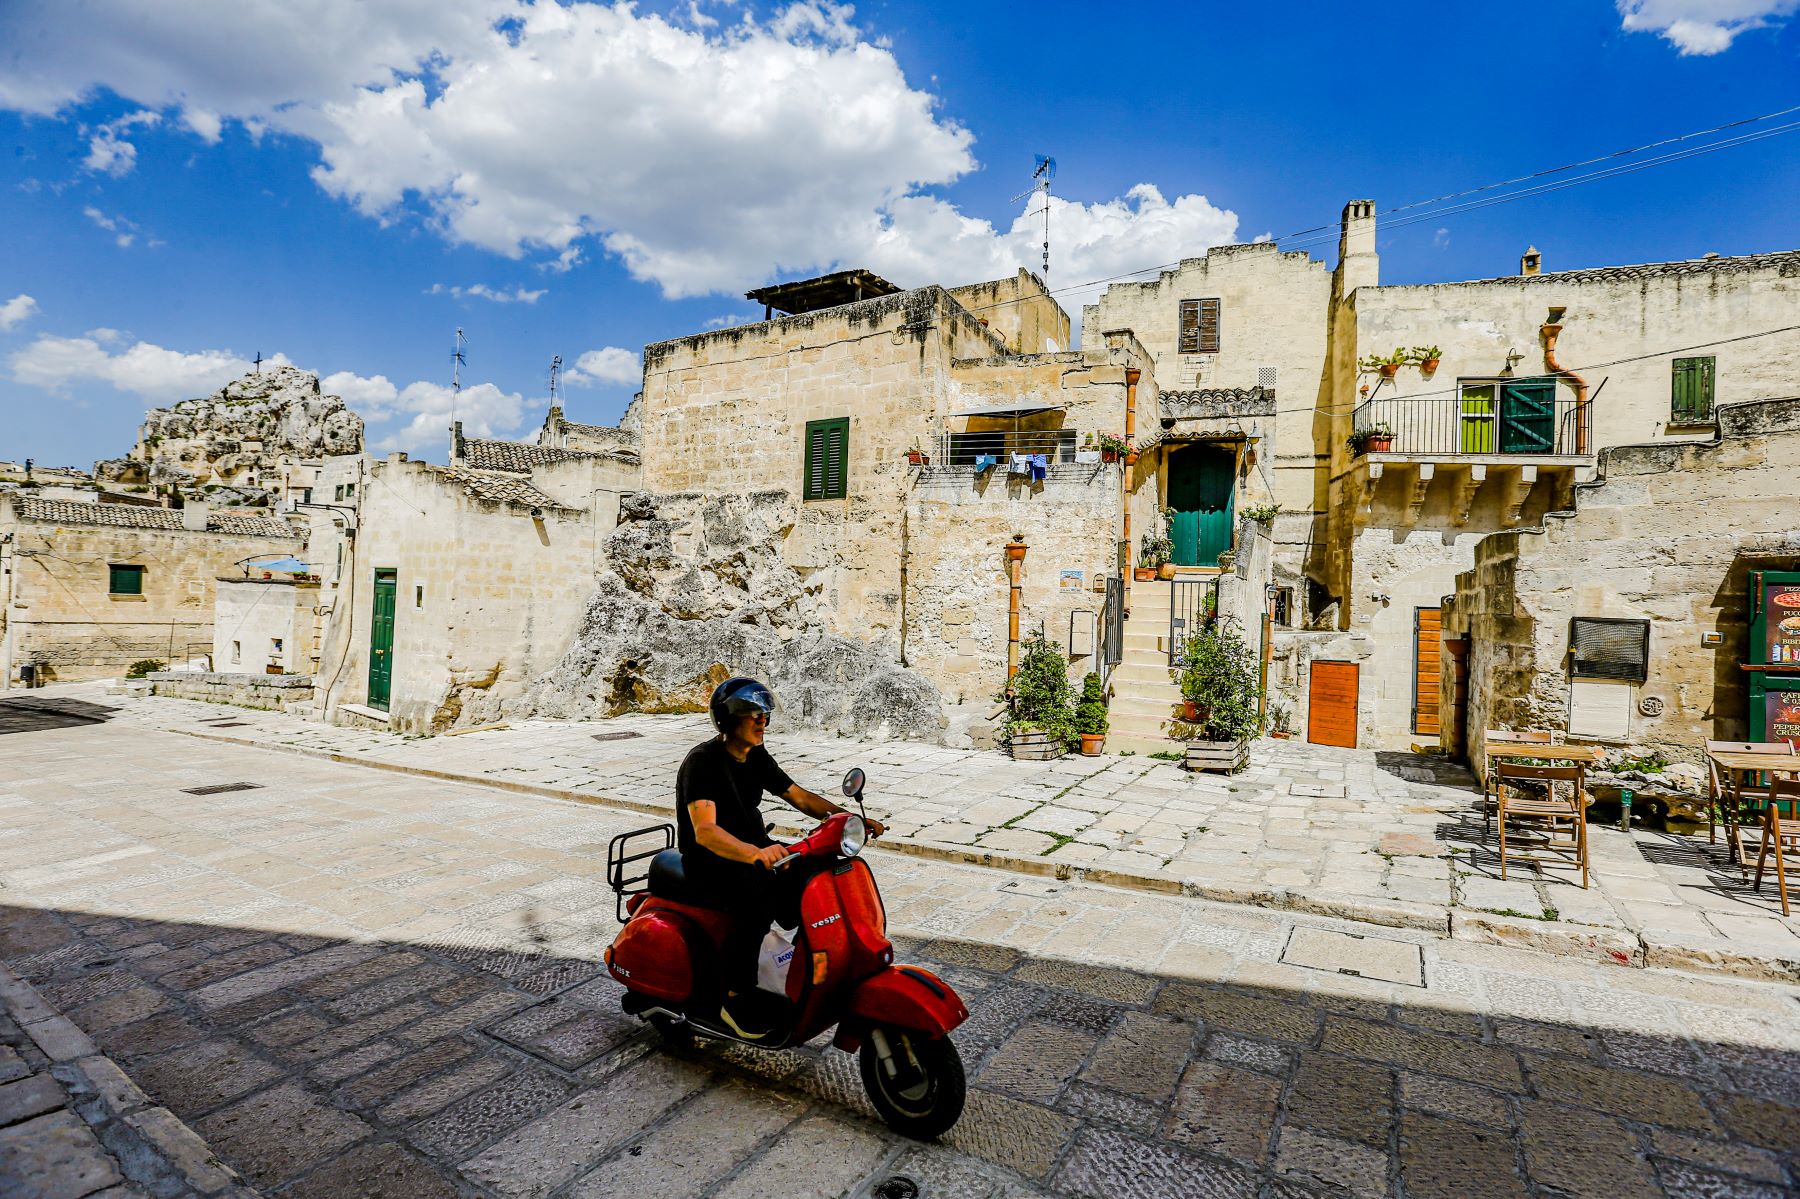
[1352,392,1592,457]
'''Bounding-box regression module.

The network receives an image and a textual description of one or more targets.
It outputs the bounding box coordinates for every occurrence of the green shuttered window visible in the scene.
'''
[1671,356,1715,423]
[108,564,144,595]
[803,417,849,501]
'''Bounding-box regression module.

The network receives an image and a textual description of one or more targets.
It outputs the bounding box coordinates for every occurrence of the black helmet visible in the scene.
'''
[710,676,776,733]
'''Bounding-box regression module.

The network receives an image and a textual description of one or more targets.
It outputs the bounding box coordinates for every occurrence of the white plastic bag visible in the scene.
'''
[755,925,796,995]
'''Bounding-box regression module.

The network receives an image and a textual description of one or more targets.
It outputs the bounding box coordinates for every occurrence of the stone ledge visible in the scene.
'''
[1449,910,1643,968]
[148,671,312,689]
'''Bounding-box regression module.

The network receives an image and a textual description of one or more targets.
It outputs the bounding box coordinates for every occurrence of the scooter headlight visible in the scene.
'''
[839,814,867,858]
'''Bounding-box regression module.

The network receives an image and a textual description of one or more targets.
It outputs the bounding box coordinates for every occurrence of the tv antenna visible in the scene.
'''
[450,328,466,429]
[1011,155,1055,277]
[548,354,562,403]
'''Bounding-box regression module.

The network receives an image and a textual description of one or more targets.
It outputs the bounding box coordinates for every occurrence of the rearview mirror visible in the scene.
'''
[842,768,865,798]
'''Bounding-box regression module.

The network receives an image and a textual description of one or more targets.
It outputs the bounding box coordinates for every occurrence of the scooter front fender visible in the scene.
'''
[835,964,968,1051]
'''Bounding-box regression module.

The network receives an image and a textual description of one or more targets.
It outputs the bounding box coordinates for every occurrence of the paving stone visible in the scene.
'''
[0,1109,123,1199]
[1399,1111,1527,1199]
[1163,1060,1282,1164]
[338,1038,475,1109]
[194,1080,369,1188]
[121,1104,241,1194]
[1649,1130,1790,1187]
[1285,1053,1393,1147]
[1056,1081,1161,1135]
[129,1038,283,1119]
[1157,985,1321,1044]
[0,1048,27,1085]
[1012,960,1158,1004]
[564,1078,804,1199]
[708,1113,891,1199]
[918,939,1023,974]
[1080,1012,1193,1103]
[978,1021,1095,1102]
[461,1055,710,1198]
[1708,1094,1800,1155]
[1524,1055,1719,1133]
[504,1008,641,1071]
[1054,1125,1261,1199]
[1203,1032,1293,1075]
[405,1066,572,1161]
[281,1140,462,1199]
[1321,1016,1522,1090]
[954,983,1047,1056]
[0,1074,66,1127]
[1036,992,1121,1035]
[872,1145,1013,1199]
[1519,1100,1659,1195]
[1397,1072,1510,1126]
[1274,1125,1392,1199]
[943,1088,1077,1180]
[1653,1157,1792,1199]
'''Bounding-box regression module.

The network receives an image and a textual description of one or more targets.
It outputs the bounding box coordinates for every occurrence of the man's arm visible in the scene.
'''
[781,785,886,838]
[688,799,787,869]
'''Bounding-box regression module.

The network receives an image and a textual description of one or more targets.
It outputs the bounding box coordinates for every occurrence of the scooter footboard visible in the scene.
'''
[837,965,968,1050]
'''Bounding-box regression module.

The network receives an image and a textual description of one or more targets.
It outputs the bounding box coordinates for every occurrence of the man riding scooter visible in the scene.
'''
[677,676,885,1039]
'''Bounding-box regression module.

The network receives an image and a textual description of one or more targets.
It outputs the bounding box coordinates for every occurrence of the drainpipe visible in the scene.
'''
[1121,368,1140,616]
[1541,309,1589,454]
[1005,535,1028,689]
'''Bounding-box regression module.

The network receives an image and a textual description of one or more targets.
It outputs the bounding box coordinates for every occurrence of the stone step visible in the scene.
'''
[1108,732,1182,756]
[1109,663,1179,688]
[1110,695,1185,720]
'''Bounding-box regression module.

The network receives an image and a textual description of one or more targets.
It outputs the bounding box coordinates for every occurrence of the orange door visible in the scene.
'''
[1307,661,1359,748]
[1413,608,1442,737]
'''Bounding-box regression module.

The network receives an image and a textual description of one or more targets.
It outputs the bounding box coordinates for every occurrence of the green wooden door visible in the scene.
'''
[1499,382,1556,453]
[1168,445,1236,567]
[368,569,396,712]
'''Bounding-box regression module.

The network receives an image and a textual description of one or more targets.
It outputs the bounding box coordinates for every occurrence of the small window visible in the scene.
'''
[1178,297,1221,354]
[300,487,313,504]
[271,638,283,657]
[803,417,850,501]
[1271,587,1293,626]
[1569,617,1650,683]
[415,585,424,609]
[1671,356,1715,423]
[108,564,144,595]
[231,640,241,664]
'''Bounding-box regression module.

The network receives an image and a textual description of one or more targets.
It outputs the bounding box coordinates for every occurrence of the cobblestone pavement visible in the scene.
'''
[88,687,1800,979]
[4,696,1800,1197]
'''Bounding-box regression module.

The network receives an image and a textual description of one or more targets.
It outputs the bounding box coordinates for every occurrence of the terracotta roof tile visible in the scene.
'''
[462,438,593,473]
[12,497,298,538]
[1461,249,1800,287]
[440,469,570,511]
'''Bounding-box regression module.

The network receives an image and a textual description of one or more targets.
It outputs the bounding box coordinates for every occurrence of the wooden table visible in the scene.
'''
[1704,749,1799,866]
[1484,742,1606,770]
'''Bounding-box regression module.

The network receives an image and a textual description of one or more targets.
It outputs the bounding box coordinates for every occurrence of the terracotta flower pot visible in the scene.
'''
[1079,733,1105,756]
[1134,567,1156,582]
[1182,700,1210,725]
[1101,448,1119,463]
[906,450,929,466]
[1124,450,1141,466]
[1004,540,1028,562]
[1420,358,1440,373]
[1379,363,1399,379]
[1157,563,1176,580]
[1366,434,1394,453]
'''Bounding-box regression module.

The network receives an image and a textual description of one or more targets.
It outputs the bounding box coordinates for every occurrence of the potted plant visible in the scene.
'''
[1268,698,1295,739]
[1075,672,1108,755]
[1359,350,1405,379]
[905,440,930,467]
[1098,434,1128,463]
[1411,345,1442,373]
[1007,634,1076,760]
[1243,501,1282,525]
[1347,422,1394,455]
[1173,619,1261,772]
[1005,533,1028,562]
[1137,526,1170,581]
[1075,432,1101,465]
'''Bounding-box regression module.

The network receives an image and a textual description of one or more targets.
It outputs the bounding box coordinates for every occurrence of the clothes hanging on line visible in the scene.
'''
[974,453,998,472]
[1029,454,1048,482]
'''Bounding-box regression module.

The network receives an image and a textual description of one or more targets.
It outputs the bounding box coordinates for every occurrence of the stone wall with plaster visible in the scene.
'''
[148,670,313,712]
[212,577,318,674]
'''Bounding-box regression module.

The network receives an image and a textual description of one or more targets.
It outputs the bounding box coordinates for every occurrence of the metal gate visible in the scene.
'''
[1101,575,1124,682]
[1168,577,1217,666]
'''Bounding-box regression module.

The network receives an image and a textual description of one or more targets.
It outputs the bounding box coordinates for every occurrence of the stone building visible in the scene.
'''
[212,570,320,675]
[1443,395,1800,768]
[308,433,640,734]
[0,496,300,687]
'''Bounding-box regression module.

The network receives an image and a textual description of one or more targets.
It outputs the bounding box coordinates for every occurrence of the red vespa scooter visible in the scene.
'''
[604,767,970,1138]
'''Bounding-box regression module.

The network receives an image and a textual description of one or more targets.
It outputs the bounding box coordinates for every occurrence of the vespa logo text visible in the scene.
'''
[810,914,842,930]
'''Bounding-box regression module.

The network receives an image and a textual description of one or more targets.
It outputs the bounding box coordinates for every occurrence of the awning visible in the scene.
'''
[948,402,1063,419]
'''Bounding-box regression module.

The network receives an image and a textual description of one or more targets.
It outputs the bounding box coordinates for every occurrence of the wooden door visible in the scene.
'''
[368,569,396,712]
[1500,381,1556,453]
[1168,444,1235,567]
[1413,608,1442,737]
[1307,660,1359,748]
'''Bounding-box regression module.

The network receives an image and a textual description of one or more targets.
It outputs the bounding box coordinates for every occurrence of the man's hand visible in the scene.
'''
[864,816,886,839]
[752,843,789,871]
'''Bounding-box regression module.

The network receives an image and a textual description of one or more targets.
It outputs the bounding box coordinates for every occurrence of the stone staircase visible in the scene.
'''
[1105,579,1186,755]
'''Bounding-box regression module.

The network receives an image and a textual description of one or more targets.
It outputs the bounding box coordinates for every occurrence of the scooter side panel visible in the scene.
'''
[845,965,969,1038]
[606,902,724,1003]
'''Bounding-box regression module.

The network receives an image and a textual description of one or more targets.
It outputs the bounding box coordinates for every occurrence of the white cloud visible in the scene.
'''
[1617,0,1798,53]
[0,294,37,331]
[374,380,526,453]
[320,370,399,412]
[82,206,139,247]
[82,109,160,176]
[564,347,640,387]
[427,283,547,304]
[0,1,1240,303]
[8,334,287,402]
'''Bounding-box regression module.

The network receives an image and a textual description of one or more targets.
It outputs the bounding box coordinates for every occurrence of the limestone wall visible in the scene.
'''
[1446,396,1800,770]
[947,270,1069,355]
[148,671,312,712]
[213,578,318,674]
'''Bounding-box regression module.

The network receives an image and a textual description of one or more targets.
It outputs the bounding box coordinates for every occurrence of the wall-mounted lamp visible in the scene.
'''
[1368,593,1390,604]
[529,506,544,519]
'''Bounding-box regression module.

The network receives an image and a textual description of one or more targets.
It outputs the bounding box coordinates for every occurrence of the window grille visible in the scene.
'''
[1569,617,1650,683]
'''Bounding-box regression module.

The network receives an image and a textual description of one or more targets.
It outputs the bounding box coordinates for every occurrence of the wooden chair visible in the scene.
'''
[1497,762,1589,889]
[1753,778,1800,917]
[1707,739,1797,869]
[1483,730,1556,834]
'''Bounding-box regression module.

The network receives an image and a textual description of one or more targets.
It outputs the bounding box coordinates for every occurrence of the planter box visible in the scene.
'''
[1185,738,1250,773]
[1009,730,1065,761]
[1075,449,1100,464]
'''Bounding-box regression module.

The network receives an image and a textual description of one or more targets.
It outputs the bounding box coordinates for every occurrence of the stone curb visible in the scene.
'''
[0,961,260,1198]
[159,724,1800,984]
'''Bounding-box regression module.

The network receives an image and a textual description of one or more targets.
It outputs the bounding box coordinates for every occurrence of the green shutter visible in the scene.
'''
[1459,383,1496,453]
[108,564,143,595]
[1672,356,1714,422]
[803,417,849,501]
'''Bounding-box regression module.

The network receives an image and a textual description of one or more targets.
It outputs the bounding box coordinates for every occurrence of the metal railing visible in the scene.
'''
[1351,394,1592,457]
[1168,577,1220,666]
[931,429,1099,469]
[1101,575,1124,683]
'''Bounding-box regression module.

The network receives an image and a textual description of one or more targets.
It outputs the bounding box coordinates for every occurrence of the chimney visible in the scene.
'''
[1521,246,1541,276]
[1336,199,1378,292]
[181,501,209,532]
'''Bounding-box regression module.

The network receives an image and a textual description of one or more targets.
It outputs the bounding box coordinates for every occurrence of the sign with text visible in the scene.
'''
[1768,692,1800,747]
[1768,583,1800,664]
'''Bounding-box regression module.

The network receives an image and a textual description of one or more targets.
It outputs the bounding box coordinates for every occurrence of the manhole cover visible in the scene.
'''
[1280,926,1424,987]
[592,731,644,742]
[872,1177,921,1199]
[180,781,262,796]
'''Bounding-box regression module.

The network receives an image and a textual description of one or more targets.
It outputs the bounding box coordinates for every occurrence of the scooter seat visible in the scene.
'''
[647,850,722,909]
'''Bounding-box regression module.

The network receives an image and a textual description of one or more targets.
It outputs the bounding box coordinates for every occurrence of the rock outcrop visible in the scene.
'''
[95,366,363,501]
[517,491,948,741]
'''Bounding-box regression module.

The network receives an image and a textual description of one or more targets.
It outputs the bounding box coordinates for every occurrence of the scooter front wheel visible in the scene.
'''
[858,1027,965,1140]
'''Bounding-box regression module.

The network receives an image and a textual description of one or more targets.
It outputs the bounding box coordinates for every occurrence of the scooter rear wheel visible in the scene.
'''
[858,1028,965,1140]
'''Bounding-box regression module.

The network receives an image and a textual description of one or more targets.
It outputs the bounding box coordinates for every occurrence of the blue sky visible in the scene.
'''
[2,0,1797,468]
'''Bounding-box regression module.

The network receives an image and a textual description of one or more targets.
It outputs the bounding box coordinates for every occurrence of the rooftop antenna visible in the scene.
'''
[1011,156,1055,277]
[548,354,562,404]
[451,327,466,431]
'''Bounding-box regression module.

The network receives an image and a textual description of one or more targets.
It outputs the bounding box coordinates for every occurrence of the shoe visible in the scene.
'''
[717,992,777,1041]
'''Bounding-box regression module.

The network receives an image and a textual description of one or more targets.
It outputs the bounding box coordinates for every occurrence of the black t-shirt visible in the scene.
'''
[675,737,796,878]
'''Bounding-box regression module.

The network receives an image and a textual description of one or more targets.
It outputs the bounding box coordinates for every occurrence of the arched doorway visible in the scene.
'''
[1167,443,1236,567]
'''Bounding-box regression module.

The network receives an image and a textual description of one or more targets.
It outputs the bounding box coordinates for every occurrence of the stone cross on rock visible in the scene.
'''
[253,351,263,374]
